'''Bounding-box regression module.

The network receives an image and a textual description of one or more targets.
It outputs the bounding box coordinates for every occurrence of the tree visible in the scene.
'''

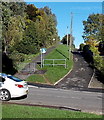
[1,2,59,55]
[79,43,85,51]
[1,2,26,54]
[15,20,39,54]
[26,4,38,21]
[6,16,25,53]
[83,13,104,75]
[40,6,59,46]
[1,2,12,54]
[98,41,104,55]
[83,14,104,46]
[61,34,74,45]
[9,2,27,17]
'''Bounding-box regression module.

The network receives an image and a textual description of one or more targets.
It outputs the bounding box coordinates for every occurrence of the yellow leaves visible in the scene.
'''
[26,19,31,24]
[6,16,24,47]
[85,34,99,48]
[36,16,43,21]
[86,39,99,47]
[85,37,100,56]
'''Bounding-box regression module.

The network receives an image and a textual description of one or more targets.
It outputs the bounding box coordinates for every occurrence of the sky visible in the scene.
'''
[26,1,103,48]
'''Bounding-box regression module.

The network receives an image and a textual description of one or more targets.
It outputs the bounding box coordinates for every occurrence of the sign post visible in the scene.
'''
[40,48,46,68]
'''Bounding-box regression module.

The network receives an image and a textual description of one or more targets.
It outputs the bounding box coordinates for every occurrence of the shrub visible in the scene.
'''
[79,43,85,51]
[9,51,25,63]
[82,45,93,64]
[94,55,104,75]
[90,46,104,75]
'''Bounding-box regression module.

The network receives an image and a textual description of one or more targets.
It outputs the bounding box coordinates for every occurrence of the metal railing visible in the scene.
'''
[43,59,66,68]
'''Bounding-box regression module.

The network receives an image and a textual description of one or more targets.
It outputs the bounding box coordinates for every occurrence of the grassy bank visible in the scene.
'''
[2,104,102,119]
[26,44,73,84]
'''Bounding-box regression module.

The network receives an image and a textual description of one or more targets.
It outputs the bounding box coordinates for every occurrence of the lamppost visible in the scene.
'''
[69,12,73,60]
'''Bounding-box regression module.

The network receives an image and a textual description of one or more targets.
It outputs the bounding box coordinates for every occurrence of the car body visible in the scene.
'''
[0,73,28,101]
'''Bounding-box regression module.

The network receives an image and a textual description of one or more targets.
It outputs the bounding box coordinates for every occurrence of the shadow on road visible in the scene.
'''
[11,95,27,100]
[95,69,104,84]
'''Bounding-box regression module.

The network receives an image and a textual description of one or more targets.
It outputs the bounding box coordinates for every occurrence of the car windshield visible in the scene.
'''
[7,76,23,82]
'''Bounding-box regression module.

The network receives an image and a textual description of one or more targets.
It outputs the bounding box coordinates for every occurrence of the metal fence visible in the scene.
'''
[43,59,66,68]
[17,62,36,73]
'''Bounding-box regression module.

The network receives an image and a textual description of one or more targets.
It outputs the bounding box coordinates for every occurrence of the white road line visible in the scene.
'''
[28,85,38,88]
[28,85,103,96]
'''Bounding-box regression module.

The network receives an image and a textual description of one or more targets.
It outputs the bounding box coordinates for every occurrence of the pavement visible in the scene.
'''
[89,69,104,89]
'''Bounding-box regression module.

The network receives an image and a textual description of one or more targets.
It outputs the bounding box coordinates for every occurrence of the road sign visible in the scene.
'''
[40,48,46,53]
[40,48,47,68]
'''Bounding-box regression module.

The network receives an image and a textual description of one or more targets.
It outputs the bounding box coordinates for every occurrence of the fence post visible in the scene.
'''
[65,59,66,68]
[53,59,54,67]
[34,63,36,72]
[43,59,44,67]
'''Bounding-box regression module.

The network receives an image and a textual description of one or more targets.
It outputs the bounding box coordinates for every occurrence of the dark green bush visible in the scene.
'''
[9,51,25,62]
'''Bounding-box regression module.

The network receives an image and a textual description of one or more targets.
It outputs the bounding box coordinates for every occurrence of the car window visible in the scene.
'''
[2,78,5,82]
[0,76,5,82]
[7,76,23,82]
[0,77,2,82]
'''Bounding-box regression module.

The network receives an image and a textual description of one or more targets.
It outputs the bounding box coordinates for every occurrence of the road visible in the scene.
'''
[7,85,103,115]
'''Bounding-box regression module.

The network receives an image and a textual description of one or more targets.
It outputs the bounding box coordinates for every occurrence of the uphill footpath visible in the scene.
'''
[55,51,93,90]
[55,51,104,91]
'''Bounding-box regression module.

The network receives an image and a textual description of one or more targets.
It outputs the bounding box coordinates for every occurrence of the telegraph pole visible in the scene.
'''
[69,12,73,60]
[67,26,68,46]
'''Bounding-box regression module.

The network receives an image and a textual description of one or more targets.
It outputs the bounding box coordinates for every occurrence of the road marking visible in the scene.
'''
[28,85,38,88]
[28,85,103,97]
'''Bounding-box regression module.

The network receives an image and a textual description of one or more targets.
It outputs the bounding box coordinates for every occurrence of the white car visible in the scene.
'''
[0,73,28,101]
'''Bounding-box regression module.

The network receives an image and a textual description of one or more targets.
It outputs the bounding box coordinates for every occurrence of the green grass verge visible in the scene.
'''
[2,104,102,119]
[0,103,2,120]
[26,44,73,84]
[26,74,46,83]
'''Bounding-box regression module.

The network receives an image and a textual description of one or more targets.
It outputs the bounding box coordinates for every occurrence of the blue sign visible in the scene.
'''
[40,48,46,53]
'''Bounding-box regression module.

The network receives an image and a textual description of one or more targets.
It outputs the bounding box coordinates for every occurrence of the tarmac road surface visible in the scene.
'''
[7,85,103,115]
[55,51,94,89]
